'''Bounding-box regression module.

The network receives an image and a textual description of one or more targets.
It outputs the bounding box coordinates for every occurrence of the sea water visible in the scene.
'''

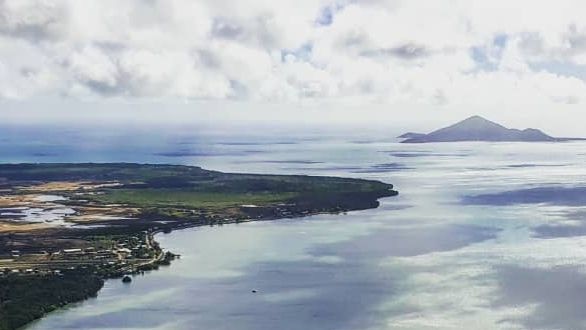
[10,127,586,329]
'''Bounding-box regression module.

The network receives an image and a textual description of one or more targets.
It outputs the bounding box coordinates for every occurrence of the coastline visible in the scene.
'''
[4,192,397,330]
[0,163,398,329]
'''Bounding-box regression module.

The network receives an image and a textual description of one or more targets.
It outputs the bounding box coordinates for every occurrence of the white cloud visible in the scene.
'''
[1,0,586,116]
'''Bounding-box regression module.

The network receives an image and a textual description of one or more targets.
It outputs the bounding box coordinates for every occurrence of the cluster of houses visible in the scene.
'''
[5,247,117,260]
[50,240,152,261]
[114,233,154,260]
[1,267,62,275]
[0,232,158,277]
[51,247,118,260]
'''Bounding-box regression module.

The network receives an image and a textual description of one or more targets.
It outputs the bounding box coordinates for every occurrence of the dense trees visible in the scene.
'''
[0,271,103,330]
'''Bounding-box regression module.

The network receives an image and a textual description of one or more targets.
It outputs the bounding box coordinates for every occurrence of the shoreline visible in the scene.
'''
[9,194,396,330]
[0,163,398,330]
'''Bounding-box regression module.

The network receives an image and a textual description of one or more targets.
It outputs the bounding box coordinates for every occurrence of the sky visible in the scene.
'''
[2,0,586,135]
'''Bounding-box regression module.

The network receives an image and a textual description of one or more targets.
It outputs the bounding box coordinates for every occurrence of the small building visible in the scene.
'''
[117,248,132,259]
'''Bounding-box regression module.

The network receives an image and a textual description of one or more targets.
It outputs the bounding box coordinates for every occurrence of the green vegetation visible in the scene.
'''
[0,163,398,329]
[0,163,397,223]
[0,163,212,183]
[0,163,393,195]
[0,270,103,330]
[91,189,297,209]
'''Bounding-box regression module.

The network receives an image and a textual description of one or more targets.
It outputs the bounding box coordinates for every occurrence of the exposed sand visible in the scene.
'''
[1,189,137,228]
[19,181,122,192]
[0,221,49,233]
[0,194,36,207]
[66,205,139,223]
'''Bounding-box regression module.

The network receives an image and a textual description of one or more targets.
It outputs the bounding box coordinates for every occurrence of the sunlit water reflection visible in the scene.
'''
[16,137,586,330]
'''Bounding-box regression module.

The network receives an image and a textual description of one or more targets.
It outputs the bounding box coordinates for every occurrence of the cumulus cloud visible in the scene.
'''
[1,0,586,108]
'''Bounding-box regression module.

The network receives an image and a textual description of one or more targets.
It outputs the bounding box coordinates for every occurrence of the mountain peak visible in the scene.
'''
[455,115,502,127]
[465,115,486,120]
[462,115,491,123]
[438,115,507,133]
[400,116,557,143]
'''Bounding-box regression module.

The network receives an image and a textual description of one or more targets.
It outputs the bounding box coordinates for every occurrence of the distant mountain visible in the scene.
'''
[400,116,560,143]
[397,132,427,140]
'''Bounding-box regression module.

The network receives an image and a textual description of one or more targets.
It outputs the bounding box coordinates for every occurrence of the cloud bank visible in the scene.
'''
[2,0,586,109]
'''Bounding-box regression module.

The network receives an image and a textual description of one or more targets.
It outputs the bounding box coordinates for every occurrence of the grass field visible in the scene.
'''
[91,189,297,209]
[0,163,395,212]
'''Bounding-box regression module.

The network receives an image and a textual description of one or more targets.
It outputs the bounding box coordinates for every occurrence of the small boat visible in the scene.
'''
[122,275,132,283]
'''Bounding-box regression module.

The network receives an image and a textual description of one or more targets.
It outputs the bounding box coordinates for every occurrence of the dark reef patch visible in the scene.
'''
[352,163,411,173]
[495,265,586,329]
[533,224,586,238]
[463,186,586,206]
[532,209,586,238]
[385,151,468,158]
[154,150,266,157]
[507,164,566,168]
[255,160,323,165]
[313,224,499,259]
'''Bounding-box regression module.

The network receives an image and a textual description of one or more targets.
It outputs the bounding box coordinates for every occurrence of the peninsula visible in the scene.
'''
[399,115,580,143]
[0,163,397,330]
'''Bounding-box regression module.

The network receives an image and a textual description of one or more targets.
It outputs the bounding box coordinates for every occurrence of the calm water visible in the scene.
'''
[10,128,586,330]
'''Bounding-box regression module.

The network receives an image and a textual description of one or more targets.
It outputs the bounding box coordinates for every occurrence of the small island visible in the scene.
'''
[399,115,582,143]
[0,163,397,330]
